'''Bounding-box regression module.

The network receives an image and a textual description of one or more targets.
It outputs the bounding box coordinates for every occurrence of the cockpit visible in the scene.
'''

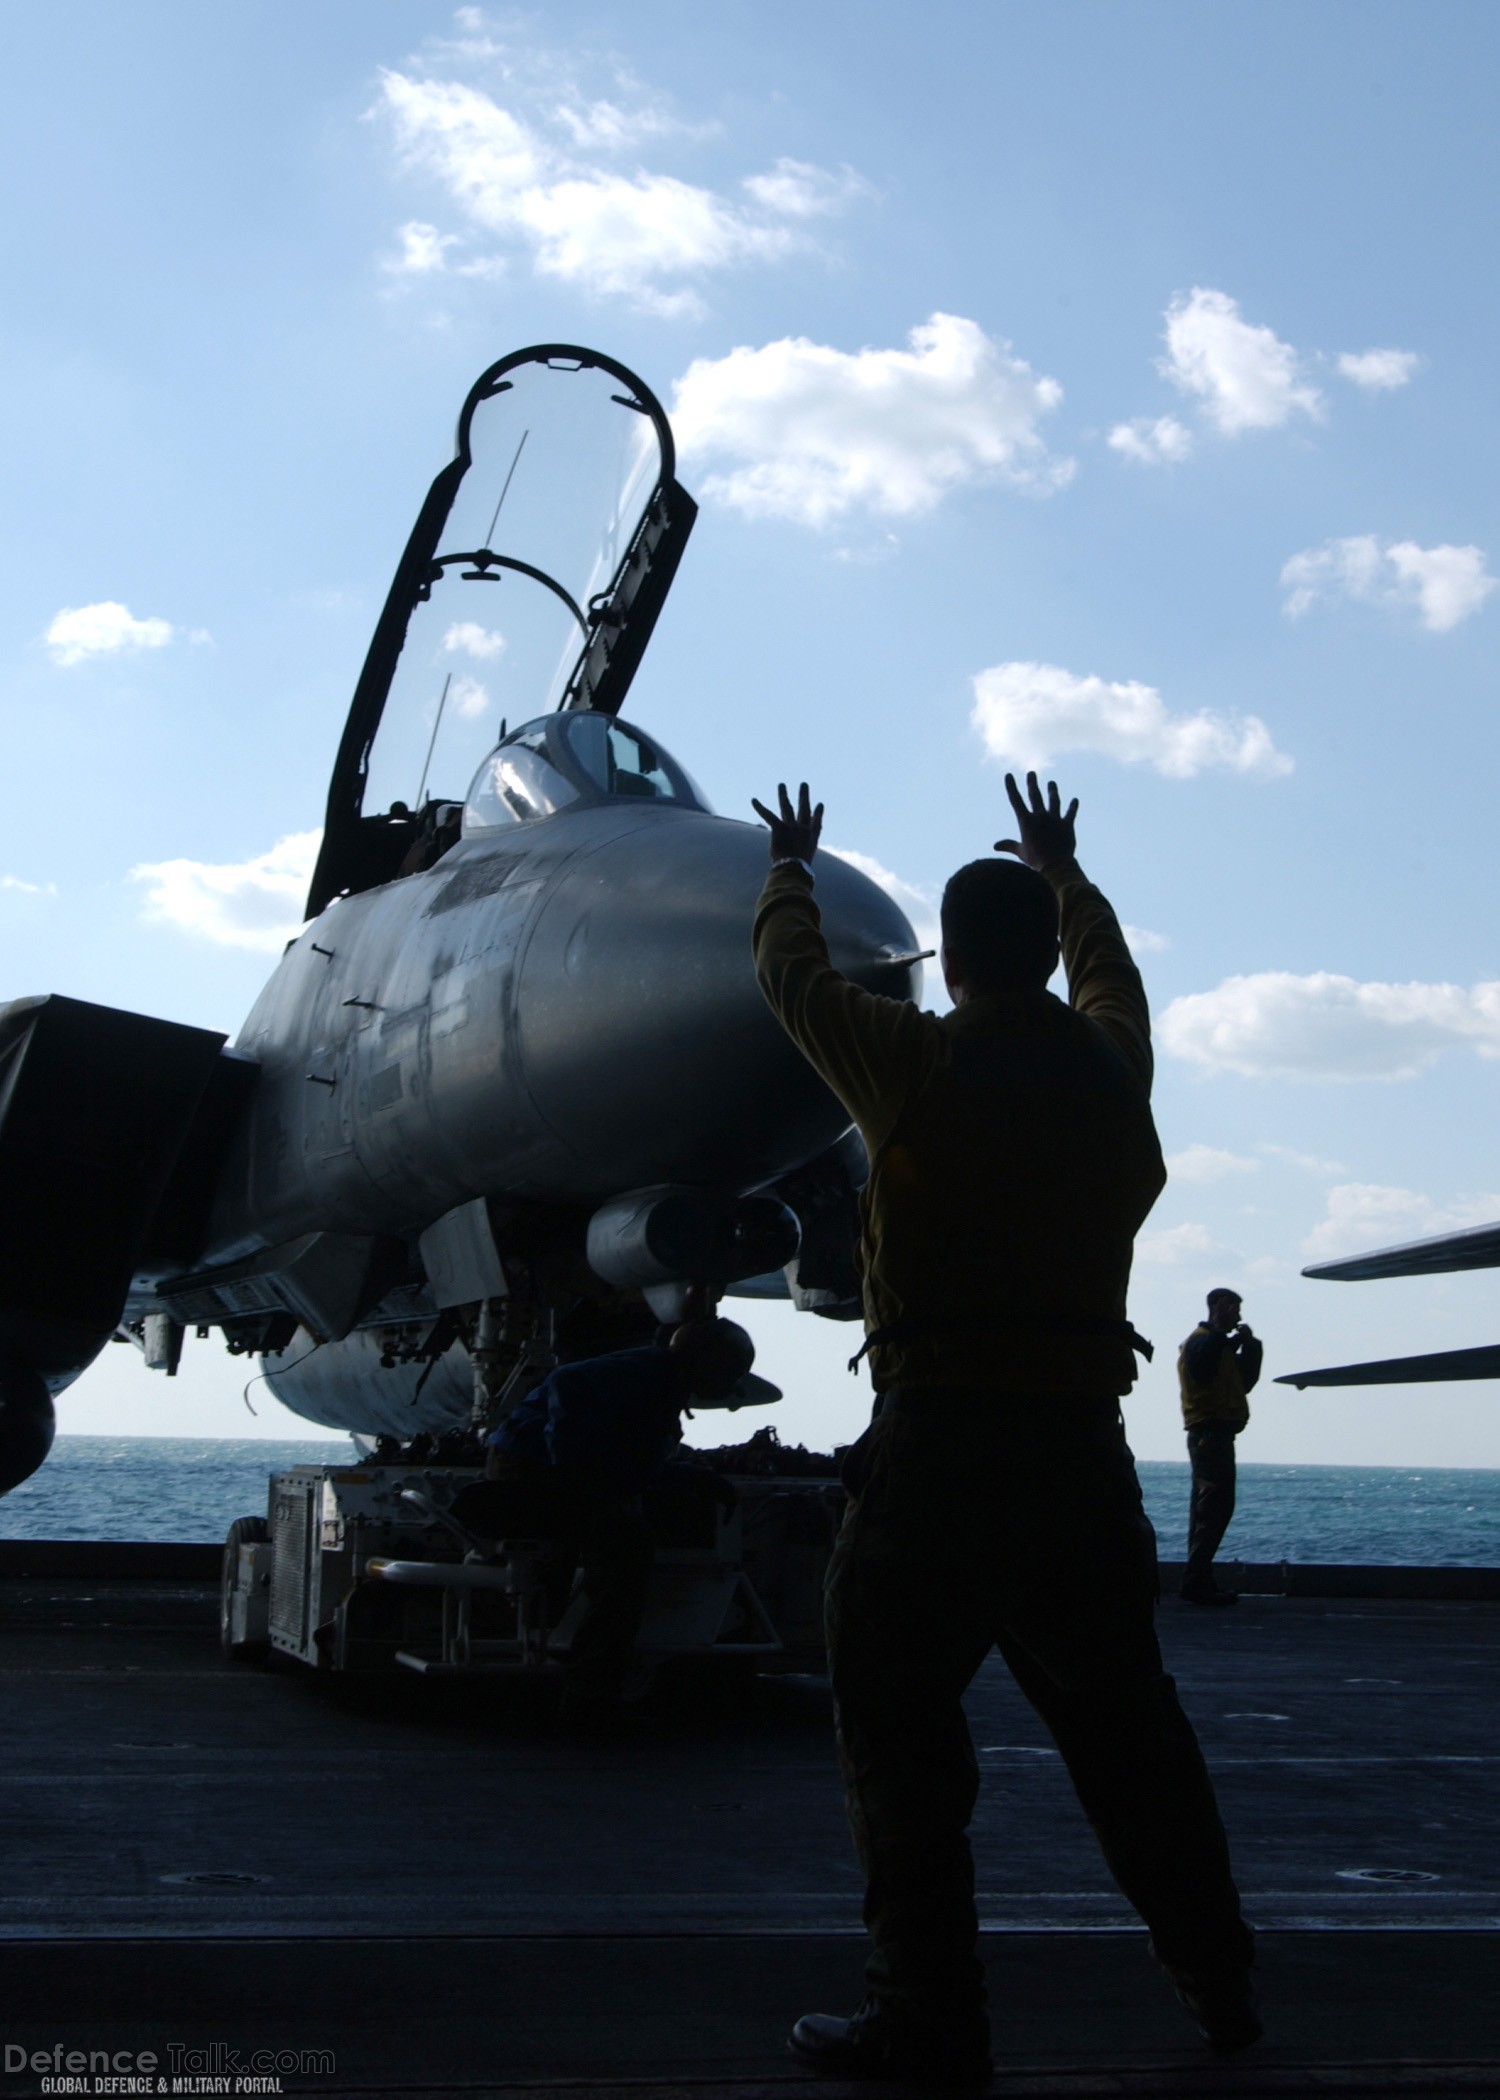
[462,712,710,833]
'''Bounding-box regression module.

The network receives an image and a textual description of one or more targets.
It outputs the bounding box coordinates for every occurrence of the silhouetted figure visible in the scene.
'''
[1178,1289,1263,1606]
[751,774,1258,2084]
[451,1321,752,1721]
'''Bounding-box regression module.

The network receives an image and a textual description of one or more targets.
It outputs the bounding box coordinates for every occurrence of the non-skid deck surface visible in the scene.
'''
[0,1577,1496,2092]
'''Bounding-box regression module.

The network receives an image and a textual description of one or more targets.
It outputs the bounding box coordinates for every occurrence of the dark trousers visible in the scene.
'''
[1184,1424,1238,1590]
[826,1391,1251,2031]
[452,1471,655,1699]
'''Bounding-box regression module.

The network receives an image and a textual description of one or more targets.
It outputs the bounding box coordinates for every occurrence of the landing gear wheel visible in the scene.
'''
[220,1515,271,1660]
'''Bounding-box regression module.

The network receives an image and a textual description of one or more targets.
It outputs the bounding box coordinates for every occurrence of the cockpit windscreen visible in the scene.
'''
[463,713,710,833]
[463,730,581,832]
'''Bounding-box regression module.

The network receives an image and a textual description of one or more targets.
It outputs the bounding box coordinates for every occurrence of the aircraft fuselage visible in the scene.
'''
[205,800,916,1267]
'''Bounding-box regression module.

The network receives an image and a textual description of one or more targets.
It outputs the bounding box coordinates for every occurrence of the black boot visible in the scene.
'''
[789,2001,991,2090]
[1167,1968,1262,2053]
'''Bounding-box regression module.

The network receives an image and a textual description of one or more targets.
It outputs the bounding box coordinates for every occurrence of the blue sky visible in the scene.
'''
[4,2,1500,1464]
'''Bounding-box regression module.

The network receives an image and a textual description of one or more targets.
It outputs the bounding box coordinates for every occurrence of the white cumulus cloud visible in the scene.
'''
[1137,1222,1227,1266]
[1107,415,1193,466]
[970,661,1292,780]
[443,620,507,660]
[1160,287,1322,435]
[132,830,321,953]
[1337,348,1421,392]
[0,874,57,898]
[551,94,688,154]
[375,67,861,315]
[1123,924,1171,954]
[449,675,492,720]
[1281,534,1495,633]
[1160,972,1500,1081]
[1384,542,1494,630]
[1303,1183,1500,1262]
[672,314,1071,526]
[385,220,459,274]
[45,601,178,668]
[741,157,868,218]
[1166,1144,1260,1185]
[443,5,504,58]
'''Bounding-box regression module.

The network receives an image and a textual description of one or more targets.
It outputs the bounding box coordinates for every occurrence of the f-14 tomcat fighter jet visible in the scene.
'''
[0,346,921,1557]
[1279,1222,1500,1390]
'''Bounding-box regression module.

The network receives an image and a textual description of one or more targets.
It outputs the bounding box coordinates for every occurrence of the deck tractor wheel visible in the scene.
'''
[220,1515,272,1659]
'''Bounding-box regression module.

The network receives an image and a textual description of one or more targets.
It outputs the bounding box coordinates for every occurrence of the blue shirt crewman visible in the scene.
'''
[451,1320,752,1717]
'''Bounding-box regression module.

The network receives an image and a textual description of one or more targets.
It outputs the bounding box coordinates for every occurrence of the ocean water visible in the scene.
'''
[0,1438,353,1544]
[1138,1460,1500,1567]
[1,1438,1499,1562]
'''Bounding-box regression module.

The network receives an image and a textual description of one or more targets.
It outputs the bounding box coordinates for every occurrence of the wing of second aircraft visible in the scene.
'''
[1280,1215,1500,1388]
[1277,1342,1500,1390]
[1301,1218,1500,1282]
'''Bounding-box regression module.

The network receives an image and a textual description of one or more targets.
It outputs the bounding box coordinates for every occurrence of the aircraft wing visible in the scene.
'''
[1302,1219,1500,1282]
[1276,1342,1500,1390]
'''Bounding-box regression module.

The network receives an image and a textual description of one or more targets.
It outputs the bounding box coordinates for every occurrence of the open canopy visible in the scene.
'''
[307,345,697,917]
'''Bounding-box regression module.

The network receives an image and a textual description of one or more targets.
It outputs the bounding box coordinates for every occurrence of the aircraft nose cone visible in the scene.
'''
[514,813,920,1201]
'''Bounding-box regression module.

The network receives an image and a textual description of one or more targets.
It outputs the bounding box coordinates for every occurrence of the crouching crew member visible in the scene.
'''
[1178,1289,1262,1607]
[451,1319,753,1719]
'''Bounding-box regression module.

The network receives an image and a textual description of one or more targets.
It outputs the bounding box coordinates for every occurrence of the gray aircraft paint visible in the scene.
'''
[208,788,914,1262]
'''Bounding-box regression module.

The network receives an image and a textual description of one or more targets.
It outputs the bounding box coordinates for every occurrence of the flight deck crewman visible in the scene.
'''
[1178,1289,1263,1607]
[750,772,1257,2087]
[451,1320,753,1723]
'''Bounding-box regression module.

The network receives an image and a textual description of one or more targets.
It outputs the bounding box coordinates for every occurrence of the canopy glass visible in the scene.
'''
[362,358,664,819]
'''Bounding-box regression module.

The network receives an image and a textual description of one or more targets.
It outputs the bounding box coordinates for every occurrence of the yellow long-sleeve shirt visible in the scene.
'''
[1178,1324,1261,1431]
[752,856,1166,1396]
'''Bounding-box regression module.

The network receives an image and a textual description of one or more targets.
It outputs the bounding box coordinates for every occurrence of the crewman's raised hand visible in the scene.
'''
[751,782,824,865]
[994,770,1078,871]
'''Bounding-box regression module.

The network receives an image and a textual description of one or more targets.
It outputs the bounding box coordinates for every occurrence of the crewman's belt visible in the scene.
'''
[849,1314,1155,1376]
